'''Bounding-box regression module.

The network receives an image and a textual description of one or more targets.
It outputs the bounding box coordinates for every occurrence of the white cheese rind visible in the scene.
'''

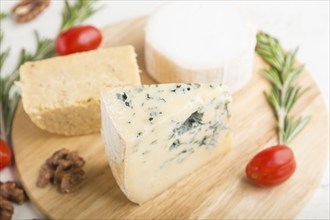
[101,83,232,204]
[145,2,256,93]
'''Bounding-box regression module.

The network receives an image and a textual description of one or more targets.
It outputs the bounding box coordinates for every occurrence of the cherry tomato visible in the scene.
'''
[245,145,296,187]
[0,139,12,170]
[55,25,102,55]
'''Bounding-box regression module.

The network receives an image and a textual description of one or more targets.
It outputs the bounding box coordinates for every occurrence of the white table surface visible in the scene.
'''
[0,1,329,219]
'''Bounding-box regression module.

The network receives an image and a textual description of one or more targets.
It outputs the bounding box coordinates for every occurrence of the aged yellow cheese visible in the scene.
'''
[19,46,141,136]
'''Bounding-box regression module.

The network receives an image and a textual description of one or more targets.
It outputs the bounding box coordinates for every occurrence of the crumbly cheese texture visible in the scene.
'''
[101,83,232,204]
[19,46,141,136]
[145,2,256,92]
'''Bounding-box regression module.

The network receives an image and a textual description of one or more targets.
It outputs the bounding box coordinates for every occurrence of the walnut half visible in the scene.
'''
[37,148,86,193]
[0,181,27,205]
[11,0,51,23]
[0,197,14,220]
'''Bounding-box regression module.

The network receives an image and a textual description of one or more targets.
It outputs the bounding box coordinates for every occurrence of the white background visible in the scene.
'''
[0,1,329,219]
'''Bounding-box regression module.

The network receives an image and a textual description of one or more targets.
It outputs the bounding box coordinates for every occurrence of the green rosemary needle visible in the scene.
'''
[0,12,7,21]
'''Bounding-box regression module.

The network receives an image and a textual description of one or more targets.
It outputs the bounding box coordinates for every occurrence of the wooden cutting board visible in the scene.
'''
[12,17,329,219]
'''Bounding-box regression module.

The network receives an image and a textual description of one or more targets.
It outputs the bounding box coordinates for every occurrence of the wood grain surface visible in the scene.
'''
[12,17,329,219]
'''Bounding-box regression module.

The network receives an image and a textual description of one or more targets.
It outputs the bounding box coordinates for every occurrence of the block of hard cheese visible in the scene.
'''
[101,83,232,204]
[19,46,141,136]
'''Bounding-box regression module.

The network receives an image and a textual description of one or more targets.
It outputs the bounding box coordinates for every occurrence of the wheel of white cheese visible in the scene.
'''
[145,2,257,93]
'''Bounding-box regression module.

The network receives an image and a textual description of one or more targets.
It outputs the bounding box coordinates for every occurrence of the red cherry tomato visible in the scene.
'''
[0,139,12,170]
[55,25,102,55]
[246,145,296,187]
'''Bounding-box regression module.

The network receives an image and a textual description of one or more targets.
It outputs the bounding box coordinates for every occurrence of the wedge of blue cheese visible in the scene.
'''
[101,83,232,204]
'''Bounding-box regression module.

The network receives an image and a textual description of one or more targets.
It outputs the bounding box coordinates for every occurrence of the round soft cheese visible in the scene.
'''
[145,2,257,93]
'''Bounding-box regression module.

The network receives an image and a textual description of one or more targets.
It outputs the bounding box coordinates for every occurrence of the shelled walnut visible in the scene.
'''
[37,148,86,193]
[0,181,27,220]
[12,0,51,23]
[0,197,13,220]
[0,181,27,204]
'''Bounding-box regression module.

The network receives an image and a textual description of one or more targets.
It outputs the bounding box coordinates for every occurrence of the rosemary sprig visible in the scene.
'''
[0,12,9,71]
[0,0,99,144]
[61,0,99,31]
[256,32,310,145]
[0,35,10,72]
